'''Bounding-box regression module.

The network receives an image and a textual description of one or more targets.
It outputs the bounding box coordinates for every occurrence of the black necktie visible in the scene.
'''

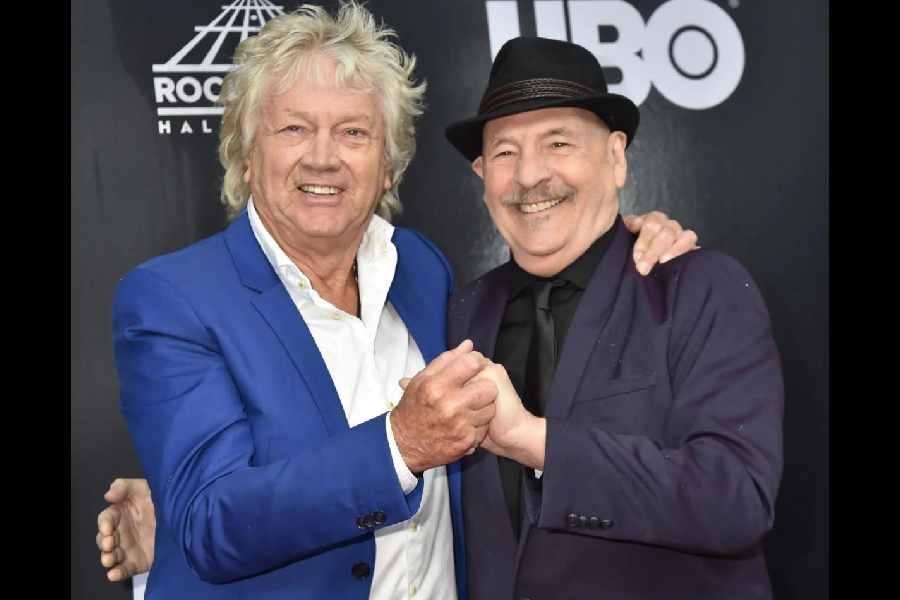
[500,278,564,540]
[524,278,564,417]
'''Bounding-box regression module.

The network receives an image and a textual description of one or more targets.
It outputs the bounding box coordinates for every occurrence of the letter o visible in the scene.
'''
[644,0,744,110]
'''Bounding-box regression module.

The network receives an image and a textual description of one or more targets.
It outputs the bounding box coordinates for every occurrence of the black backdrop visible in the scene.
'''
[71,1,828,598]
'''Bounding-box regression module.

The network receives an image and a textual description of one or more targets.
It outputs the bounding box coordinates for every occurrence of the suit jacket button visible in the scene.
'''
[356,516,367,529]
[566,513,579,527]
[578,515,589,528]
[589,516,600,529]
[599,519,614,529]
[351,562,371,579]
[364,514,377,528]
[373,511,386,525]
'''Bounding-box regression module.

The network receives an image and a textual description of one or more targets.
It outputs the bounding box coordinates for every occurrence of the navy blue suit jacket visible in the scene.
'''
[113,212,467,599]
[449,217,784,600]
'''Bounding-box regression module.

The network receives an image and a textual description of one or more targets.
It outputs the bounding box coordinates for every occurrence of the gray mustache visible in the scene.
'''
[500,182,576,206]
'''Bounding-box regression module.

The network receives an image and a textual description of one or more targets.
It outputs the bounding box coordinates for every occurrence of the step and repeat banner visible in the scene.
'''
[72,1,827,598]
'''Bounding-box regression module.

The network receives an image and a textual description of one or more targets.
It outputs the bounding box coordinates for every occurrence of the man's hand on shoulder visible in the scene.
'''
[623,211,699,276]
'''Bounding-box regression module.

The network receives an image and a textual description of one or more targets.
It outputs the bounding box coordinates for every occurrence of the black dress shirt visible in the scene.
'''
[493,227,615,537]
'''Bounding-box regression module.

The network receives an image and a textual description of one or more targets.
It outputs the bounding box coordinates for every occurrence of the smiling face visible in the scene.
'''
[473,106,627,277]
[244,56,391,258]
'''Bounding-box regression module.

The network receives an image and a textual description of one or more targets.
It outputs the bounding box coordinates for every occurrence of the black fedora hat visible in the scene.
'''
[445,36,639,162]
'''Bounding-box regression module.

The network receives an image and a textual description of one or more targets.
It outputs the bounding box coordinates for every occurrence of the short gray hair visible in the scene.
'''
[217,1,426,221]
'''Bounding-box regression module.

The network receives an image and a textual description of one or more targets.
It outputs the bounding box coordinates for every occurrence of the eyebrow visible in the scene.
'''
[485,134,516,151]
[280,109,374,125]
[541,127,575,138]
[486,126,576,150]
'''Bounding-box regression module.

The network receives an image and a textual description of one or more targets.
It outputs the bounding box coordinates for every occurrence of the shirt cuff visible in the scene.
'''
[386,411,419,494]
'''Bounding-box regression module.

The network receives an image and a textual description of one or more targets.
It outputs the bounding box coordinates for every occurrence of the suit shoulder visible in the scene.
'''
[134,231,228,281]
[449,262,503,305]
[659,248,759,292]
[115,231,230,304]
[393,227,454,292]
[654,248,771,323]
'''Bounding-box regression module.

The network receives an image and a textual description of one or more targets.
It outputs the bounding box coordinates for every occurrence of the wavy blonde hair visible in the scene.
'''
[217,1,426,221]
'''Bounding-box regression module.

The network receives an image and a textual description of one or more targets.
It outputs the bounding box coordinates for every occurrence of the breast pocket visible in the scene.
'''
[569,372,661,433]
[575,372,658,402]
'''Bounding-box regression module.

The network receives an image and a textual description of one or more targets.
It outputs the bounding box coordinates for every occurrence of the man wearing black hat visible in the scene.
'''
[445,37,784,599]
[91,20,772,600]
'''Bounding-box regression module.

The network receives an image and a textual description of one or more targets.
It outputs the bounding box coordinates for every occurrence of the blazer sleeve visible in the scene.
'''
[527,251,784,556]
[113,267,425,583]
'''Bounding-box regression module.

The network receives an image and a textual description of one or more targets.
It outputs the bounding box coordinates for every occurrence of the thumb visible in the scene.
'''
[104,479,126,503]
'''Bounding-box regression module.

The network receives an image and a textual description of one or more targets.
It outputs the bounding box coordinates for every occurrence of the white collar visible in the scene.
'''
[247,197,398,326]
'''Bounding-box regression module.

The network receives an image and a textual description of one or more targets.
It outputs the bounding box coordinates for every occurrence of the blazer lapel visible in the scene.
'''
[545,217,631,420]
[461,262,519,550]
[224,212,350,436]
[387,230,449,363]
[467,262,514,359]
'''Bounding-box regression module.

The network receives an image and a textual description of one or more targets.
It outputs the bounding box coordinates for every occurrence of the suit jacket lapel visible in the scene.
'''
[467,262,514,359]
[387,230,449,364]
[461,262,519,550]
[224,212,350,436]
[545,217,631,420]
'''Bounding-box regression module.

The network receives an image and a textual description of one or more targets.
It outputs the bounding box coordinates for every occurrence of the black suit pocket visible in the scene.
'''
[574,372,657,403]
[569,372,661,434]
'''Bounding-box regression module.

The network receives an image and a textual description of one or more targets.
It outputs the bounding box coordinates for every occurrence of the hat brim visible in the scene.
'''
[445,93,639,163]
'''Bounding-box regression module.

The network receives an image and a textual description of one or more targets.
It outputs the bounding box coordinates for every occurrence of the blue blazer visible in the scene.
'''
[113,212,467,599]
[450,217,784,600]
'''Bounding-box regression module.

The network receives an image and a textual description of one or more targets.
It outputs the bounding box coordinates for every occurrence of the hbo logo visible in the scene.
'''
[486,0,745,109]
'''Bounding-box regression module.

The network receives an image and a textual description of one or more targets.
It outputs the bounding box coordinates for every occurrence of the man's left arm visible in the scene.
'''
[481,251,784,556]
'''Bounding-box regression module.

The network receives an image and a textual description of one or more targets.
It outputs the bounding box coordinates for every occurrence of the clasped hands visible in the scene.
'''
[390,339,546,474]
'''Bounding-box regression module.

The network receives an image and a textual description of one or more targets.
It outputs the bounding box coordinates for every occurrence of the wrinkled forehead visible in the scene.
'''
[484,106,610,142]
[255,50,385,129]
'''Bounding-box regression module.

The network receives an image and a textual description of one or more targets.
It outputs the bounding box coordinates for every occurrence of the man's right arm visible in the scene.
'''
[114,268,493,583]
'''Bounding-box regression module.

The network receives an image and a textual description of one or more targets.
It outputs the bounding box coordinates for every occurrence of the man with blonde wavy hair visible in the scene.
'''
[98,2,697,598]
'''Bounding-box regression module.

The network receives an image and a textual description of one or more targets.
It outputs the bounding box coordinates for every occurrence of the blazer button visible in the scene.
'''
[373,511,386,525]
[364,514,377,528]
[589,516,600,529]
[599,519,614,529]
[351,562,371,579]
[578,515,589,528]
[566,513,579,527]
[356,516,367,529]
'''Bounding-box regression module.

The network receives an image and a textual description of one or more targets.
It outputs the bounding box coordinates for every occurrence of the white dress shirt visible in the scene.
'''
[248,199,457,600]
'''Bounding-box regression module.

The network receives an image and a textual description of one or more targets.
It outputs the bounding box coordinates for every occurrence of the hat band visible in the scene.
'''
[478,78,600,115]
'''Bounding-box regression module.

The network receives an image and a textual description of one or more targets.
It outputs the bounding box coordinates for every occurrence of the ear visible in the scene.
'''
[242,153,253,184]
[383,169,393,192]
[608,131,628,189]
[472,156,484,180]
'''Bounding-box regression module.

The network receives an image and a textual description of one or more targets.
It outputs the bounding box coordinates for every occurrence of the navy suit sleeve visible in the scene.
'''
[113,267,424,583]
[534,251,784,555]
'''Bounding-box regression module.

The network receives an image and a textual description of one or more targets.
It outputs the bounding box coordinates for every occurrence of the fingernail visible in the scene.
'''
[660,254,671,263]
[637,261,649,274]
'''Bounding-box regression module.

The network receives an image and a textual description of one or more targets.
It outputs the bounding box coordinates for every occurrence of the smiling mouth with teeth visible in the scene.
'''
[299,184,341,196]
[517,197,566,214]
